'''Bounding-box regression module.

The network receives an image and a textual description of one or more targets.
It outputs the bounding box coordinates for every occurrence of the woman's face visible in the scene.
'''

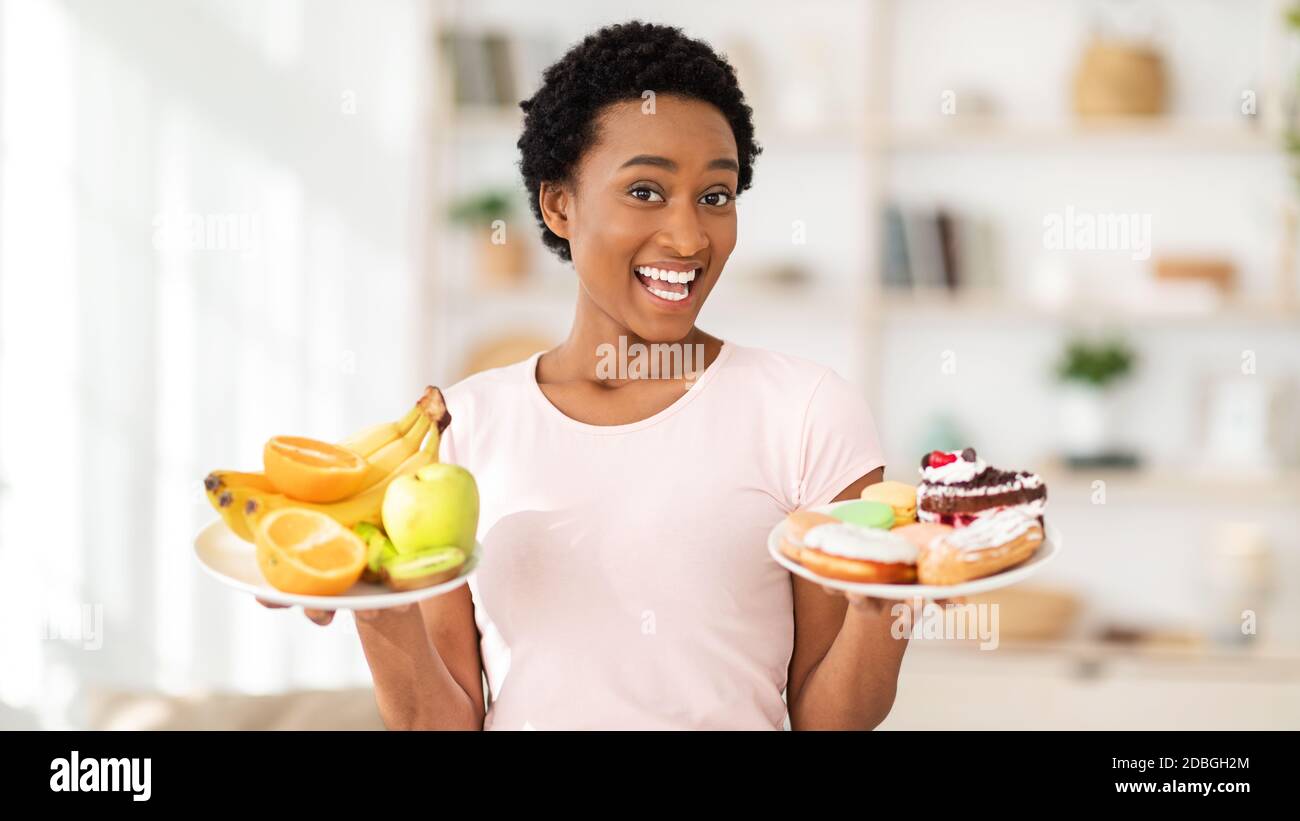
[540,94,740,343]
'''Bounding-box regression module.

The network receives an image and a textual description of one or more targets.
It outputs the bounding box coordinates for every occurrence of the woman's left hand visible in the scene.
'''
[821,586,964,616]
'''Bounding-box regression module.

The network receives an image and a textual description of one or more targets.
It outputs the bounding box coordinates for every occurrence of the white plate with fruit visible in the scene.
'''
[195,386,482,610]
[194,517,480,610]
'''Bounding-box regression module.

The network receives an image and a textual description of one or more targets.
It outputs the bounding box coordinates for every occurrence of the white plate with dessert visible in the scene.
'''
[768,448,1062,599]
[768,506,1060,599]
[194,518,480,611]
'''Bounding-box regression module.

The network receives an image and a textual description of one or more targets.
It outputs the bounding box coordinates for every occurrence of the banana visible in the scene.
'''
[236,388,449,538]
[202,387,437,537]
[204,471,276,541]
[338,386,433,457]
[355,406,432,490]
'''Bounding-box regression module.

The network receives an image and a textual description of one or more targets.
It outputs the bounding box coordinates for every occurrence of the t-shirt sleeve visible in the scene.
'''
[439,419,460,466]
[795,367,886,508]
[437,385,465,467]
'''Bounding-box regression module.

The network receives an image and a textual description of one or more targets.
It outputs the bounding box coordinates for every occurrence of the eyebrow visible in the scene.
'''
[618,154,739,174]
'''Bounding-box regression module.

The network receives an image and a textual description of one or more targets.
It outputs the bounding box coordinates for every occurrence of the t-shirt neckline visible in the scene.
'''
[525,340,735,435]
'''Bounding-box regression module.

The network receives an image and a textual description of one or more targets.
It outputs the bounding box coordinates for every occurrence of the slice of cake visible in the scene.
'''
[916,448,1047,526]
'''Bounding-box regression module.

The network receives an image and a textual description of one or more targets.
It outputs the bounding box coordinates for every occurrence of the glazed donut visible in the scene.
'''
[780,510,918,584]
[797,545,918,584]
[918,508,1043,585]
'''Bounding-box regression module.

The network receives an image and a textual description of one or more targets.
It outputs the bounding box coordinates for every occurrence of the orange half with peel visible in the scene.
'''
[255,508,367,596]
[264,435,369,502]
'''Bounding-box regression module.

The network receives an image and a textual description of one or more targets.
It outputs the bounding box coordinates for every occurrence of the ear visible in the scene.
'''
[538,181,572,243]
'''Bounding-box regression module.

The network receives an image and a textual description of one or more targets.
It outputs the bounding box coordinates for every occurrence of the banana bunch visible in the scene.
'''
[204,386,450,542]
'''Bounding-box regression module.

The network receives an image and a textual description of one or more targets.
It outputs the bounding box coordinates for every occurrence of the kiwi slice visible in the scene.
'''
[381,547,466,592]
[355,522,398,583]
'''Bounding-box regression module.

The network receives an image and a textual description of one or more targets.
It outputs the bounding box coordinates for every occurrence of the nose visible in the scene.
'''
[658,198,709,257]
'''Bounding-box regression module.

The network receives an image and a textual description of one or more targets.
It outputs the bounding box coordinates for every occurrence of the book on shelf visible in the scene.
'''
[880,203,1000,295]
[439,30,560,115]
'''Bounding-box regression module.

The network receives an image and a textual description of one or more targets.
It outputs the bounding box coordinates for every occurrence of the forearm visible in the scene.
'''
[355,610,482,730]
[789,606,909,730]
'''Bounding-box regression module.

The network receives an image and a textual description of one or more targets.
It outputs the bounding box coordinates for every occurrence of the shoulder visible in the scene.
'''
[721,342,843,405]
[438,354,538,452]
[442,354,536,409]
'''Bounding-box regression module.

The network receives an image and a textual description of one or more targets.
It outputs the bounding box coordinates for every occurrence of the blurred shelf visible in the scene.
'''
[441,278,577,310]
[751,119,870,147]
[1036,461,1300,505]
[876,118,1280,153]
[440,105,522,140]
[444,108,875,147]
[440,114,1280,152]
[441,278,865,314]
[870,290,1300,326]
[907,637,1300,680]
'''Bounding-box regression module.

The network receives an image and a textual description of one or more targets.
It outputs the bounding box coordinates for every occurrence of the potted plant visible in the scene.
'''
[448,188,528,288]
[1053,337,1136,458]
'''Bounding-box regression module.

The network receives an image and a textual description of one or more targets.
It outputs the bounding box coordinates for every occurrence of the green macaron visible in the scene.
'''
[829,500,895,530]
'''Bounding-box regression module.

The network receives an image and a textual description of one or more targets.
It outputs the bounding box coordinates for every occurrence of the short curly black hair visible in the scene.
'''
[517,20,762,262]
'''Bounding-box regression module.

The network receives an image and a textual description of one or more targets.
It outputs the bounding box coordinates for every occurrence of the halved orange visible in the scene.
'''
[264,435,369,502]
[255,508,367,596]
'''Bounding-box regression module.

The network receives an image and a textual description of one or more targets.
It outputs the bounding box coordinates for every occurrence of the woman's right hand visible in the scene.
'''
[257,591,483,729]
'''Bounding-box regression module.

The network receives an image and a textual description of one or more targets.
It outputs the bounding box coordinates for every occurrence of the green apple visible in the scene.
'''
[381,463,479,555]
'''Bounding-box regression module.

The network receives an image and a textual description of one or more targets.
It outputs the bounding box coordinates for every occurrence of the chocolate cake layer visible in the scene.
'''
[918,485,1046,516]
[917,468,1046,518]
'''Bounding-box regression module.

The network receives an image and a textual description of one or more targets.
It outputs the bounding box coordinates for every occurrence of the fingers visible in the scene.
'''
[304,609,334,626]
[356,603,414,622]
[255,598,335,625]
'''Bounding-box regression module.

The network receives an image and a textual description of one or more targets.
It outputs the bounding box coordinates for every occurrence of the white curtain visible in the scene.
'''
[0,0,435,728]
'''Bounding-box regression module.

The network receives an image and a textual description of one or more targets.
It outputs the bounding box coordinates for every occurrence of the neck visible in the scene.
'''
[544,290,718,386]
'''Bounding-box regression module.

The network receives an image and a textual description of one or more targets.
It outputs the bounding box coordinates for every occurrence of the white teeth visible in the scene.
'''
[648,286,686,301]
[634,266,697,302]
[635,266,698,283]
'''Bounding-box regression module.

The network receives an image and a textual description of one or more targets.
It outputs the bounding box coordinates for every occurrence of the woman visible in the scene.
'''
[269,20,911,730]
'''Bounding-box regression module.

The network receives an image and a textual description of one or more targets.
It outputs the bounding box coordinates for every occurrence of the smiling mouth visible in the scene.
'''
[633,265,700,303]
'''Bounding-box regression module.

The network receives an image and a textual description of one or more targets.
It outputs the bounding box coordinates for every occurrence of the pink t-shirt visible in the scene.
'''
[439,340,884,730]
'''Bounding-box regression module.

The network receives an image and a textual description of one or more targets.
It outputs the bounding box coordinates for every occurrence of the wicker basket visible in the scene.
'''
[1073,41,1166,118]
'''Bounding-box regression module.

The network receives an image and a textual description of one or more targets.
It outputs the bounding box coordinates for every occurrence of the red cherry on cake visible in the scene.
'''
[927,450,958,468]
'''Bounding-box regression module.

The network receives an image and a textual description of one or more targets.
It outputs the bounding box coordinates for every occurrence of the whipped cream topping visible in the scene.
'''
[920,453,988,484]
[803,523,918,565]
[942,508,1041,555]
[1008,498,1047,518]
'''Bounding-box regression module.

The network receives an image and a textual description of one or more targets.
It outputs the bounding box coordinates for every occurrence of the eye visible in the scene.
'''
[700,191,732,207]
[629,185,664,203]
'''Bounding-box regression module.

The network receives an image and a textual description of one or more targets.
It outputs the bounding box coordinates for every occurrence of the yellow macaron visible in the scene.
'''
[861,480,918,526]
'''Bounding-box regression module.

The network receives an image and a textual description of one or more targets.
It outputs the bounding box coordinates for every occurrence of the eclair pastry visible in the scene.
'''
[917,507,1043,585]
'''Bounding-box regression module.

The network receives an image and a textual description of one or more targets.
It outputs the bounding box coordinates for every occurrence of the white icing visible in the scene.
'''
[919,453,988,484]
[942,508,1041,554]
[802,523,918,564]
[1007,498,1047,518]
